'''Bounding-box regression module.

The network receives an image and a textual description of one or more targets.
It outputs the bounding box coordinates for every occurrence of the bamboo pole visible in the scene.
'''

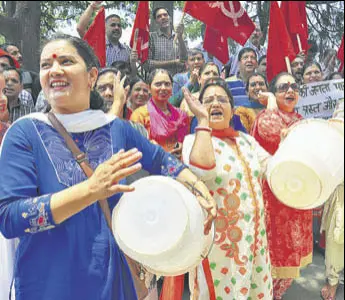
[296,34,303,53]
[285,56,292,74]
[174,12,186,45]
[133,28,139,51]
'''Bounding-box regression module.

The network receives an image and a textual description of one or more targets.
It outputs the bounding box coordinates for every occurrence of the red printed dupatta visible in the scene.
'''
[147,98,189,149]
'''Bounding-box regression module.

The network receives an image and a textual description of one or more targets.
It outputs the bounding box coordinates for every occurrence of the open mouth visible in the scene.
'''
[285,96,295,102]
[210,109,223,118]
[50,81,69,89]
[4,88,14,94]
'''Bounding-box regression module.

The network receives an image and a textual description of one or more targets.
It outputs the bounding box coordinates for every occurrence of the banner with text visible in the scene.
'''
[295,79,344,119]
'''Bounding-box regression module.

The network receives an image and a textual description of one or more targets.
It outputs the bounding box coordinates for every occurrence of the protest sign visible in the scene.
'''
[295,79,344,119]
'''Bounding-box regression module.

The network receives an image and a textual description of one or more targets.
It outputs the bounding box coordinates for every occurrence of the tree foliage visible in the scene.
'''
[0,1,344,70]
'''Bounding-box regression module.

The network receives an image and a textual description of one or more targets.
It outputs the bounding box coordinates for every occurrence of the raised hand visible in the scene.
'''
[258,91,278,110]
[182,87,209,121]
[86,148,143,199]
[189,68,200,85]
[130,49,139,65]
[113,71,130,107]
[175,23,185,39]
[90,1,103,10]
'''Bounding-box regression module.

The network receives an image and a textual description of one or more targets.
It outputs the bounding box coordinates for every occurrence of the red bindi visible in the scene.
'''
[52,54,57,59]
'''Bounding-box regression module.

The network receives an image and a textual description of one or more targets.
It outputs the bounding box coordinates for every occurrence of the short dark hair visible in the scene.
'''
[96,67,130,87]
[105,14,121,23]
[198,62,220,76]
[3,66,23,83]
[147,69,173,87]
[128,76,147,95]
[258,55,267,66]
[111,60,131,73]
[153,7,169,19]
[245,72,268,92]
[187,48,204,59]
[238,47,257,62]
[199,77,234,108]
[269,72,297,94]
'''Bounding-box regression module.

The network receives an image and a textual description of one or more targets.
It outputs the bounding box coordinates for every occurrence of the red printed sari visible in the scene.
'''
[252,109,313,299]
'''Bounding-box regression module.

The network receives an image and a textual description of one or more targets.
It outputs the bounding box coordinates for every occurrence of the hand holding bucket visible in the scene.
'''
[267,118,344,210]
[112,176,215,276]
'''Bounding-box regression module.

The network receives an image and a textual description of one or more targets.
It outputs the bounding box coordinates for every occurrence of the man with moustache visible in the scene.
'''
[291,55,305,85]
[3,67,35,123]
[77,1,131,66]
[1,43,41,102]
[227,22,266,77]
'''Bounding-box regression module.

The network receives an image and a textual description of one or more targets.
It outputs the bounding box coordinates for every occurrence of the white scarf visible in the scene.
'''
[22,110,116,133]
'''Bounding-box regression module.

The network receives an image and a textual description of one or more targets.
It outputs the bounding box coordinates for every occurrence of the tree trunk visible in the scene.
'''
[15,1,41,72]
[0,1,41,72]
[150,1,174,32]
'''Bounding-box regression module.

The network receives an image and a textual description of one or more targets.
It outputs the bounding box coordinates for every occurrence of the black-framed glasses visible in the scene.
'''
[276,82,299,93]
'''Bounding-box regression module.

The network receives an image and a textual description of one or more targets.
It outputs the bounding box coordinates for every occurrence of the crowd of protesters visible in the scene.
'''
[0,2,344,300]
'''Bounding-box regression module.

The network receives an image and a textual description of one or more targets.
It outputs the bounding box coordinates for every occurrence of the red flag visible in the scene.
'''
[338,35,344,72]
[203,26,229,64]
[281,1,309,54]
[0,49,21,68]
[83,7,106,67]
[266,1,297,82]
[130,1,150,63]
[184,1,255,46]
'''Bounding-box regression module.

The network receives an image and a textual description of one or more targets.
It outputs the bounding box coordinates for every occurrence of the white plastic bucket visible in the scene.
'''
[267,119,344,210]
[112,176,213,276]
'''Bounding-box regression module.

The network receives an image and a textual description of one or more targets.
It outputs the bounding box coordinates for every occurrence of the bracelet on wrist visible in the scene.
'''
[195,126,212,133]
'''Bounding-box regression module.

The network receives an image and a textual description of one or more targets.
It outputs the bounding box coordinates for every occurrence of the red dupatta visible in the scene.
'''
[147,98,189,146]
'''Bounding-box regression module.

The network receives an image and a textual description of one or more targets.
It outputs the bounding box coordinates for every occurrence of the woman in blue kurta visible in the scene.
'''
[0,35,217,300]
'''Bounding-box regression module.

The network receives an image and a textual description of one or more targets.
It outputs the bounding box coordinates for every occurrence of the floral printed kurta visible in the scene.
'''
[183,133,273,300]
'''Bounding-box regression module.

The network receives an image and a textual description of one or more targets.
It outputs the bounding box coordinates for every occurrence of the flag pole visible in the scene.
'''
[296,34,303,53]
[133,28,139,51]
[174,12,186,45]
[285,57,292,74]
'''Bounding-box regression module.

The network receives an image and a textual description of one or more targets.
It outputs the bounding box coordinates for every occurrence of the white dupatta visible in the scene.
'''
[0,110,116,300]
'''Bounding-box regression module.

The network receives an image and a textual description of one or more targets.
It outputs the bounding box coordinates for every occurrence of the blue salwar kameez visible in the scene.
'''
[0,115,186,300]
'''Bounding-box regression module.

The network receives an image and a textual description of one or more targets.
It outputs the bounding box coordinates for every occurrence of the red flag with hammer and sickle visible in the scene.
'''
[184,1,255,46]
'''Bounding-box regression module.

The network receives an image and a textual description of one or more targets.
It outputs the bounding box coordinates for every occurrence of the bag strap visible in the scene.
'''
[47,112,112,230]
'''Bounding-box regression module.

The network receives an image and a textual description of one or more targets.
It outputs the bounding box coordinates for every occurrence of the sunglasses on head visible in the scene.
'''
[276,82,299,93]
